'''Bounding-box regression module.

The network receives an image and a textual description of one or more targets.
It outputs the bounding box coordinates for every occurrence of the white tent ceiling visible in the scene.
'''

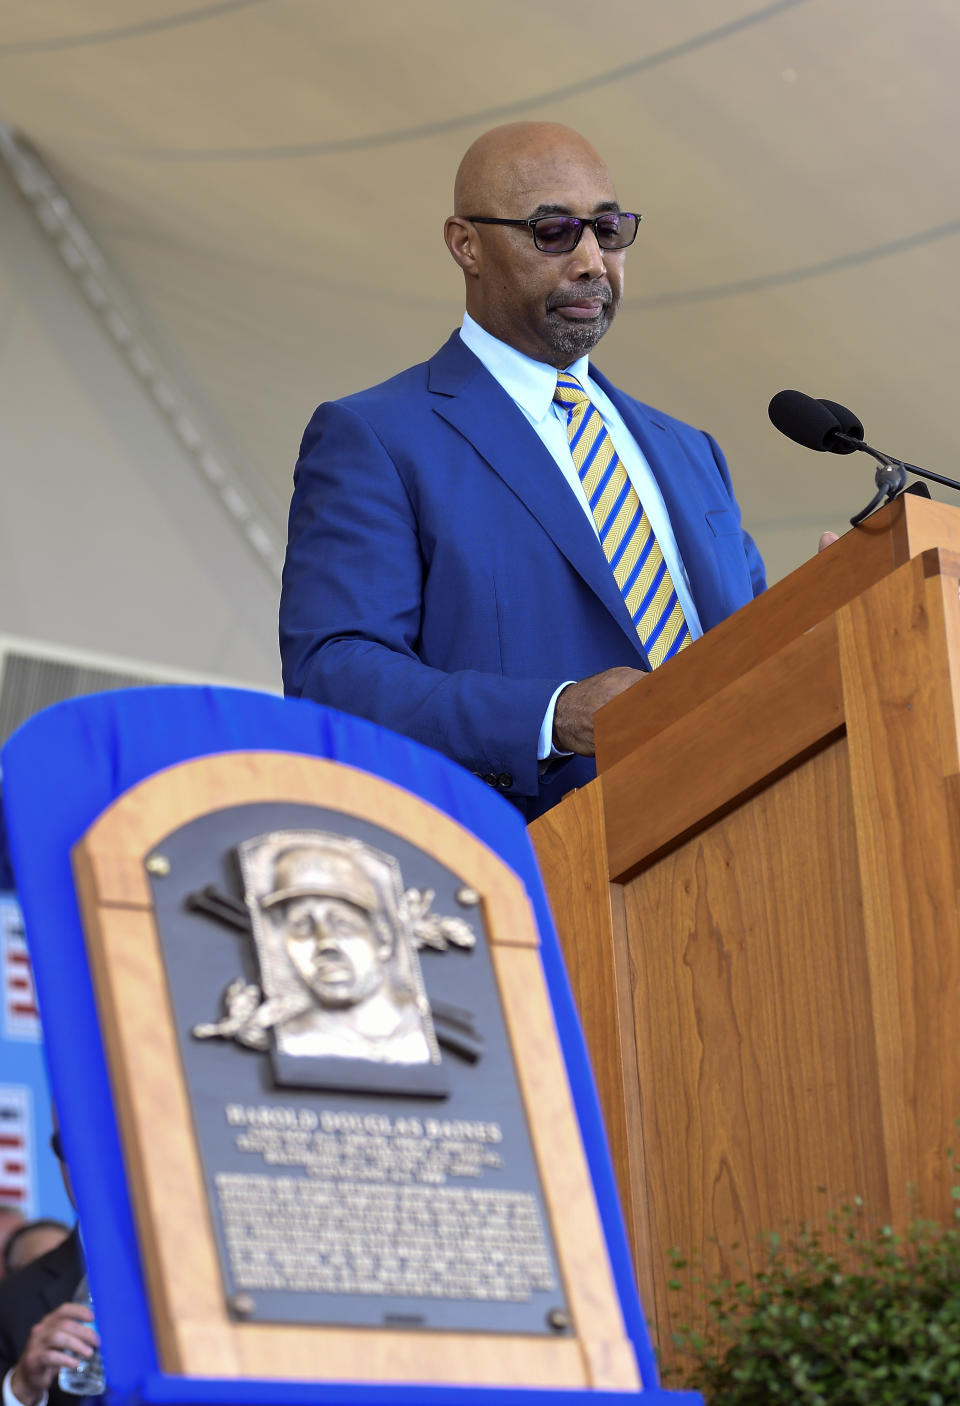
[1,0,958,591]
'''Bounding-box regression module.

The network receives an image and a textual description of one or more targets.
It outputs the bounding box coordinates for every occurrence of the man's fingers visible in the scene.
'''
[12,1302,101,1406]
[48,1302,95,1323]
[21,1312,99,1374]
[36,1317,98,1352]
[39,1347,87,1369]
[552,666,646,755]
[818,530,839,552]
[45,1325,99,1356]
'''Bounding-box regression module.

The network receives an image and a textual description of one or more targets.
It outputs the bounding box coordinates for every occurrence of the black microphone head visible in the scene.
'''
[816,398,864,454]
[768,389,844,452]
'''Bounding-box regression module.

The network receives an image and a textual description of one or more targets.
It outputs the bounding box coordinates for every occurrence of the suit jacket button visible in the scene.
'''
[497,773,513,789]
[484,773,497,786]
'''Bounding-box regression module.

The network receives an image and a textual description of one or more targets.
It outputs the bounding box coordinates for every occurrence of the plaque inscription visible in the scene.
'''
[216,1104,554,1303]
[217,1176,554,1302]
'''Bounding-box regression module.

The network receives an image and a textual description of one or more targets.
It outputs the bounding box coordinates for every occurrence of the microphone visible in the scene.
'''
[768,387,960,527]
[816,398,863,451]
[768,389,849,453]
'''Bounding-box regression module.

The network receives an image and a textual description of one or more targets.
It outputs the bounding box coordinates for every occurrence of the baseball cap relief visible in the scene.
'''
[260,845,379,912]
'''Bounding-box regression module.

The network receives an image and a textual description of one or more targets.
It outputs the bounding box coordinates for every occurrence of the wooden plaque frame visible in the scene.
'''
[72,751,640,1394]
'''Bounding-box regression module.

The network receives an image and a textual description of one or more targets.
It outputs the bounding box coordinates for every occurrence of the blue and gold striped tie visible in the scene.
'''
[554,372,690,668]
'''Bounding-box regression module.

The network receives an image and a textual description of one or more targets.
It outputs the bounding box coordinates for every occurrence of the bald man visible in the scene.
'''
[281,122,765,820]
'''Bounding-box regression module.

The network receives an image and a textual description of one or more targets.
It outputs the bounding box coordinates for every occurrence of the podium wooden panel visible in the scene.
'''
[530,496,960,1366]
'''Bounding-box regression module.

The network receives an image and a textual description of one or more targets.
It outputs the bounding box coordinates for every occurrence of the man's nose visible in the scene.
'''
[568,225,606,279]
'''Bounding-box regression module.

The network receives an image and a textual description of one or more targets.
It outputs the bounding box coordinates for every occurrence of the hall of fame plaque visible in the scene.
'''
[71,750,641,1394]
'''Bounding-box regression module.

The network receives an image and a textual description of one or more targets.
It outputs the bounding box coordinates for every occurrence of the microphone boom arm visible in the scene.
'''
[834,432,955,527]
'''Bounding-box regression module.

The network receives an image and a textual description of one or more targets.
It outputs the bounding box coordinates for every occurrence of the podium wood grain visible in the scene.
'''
[528,782,656,1316]
[595,493,960,771]
[531,504,960,1371]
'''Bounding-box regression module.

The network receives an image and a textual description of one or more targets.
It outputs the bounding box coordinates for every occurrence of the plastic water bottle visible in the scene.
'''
[57,1274,105,1396]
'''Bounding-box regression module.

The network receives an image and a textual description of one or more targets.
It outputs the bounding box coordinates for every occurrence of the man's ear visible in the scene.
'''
[444,215,480,278]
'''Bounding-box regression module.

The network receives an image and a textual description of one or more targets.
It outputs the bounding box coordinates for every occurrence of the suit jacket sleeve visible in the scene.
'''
[0,1330,18,1389]
[280,400,567,799]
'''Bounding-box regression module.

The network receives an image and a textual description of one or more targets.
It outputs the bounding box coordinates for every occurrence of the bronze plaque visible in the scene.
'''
[71,751,639,1391]
[148,802,567,1335]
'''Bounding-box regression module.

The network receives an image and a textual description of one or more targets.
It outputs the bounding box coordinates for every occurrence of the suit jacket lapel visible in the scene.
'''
[427,336,647,659]
[37,1225,83,1313]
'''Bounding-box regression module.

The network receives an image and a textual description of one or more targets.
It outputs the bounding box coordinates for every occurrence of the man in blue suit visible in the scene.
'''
[281,122,765,821]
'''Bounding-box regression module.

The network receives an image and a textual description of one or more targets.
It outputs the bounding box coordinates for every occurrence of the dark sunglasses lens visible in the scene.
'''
[533,217,580,252]
[595,214,636,248]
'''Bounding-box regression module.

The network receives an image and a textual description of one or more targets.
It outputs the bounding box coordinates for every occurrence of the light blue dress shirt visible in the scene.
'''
[459,313,703,759]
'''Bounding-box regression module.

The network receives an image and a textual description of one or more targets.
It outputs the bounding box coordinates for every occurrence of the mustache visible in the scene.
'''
[546,283,612,312]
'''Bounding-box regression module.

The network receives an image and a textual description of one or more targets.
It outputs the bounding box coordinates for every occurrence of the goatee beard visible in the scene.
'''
[545,306,612,360]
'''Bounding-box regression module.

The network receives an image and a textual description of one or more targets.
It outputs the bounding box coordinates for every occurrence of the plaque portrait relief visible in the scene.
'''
[192,829,479,1096]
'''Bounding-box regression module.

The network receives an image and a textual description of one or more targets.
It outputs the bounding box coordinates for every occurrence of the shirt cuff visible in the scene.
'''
[3,1368,46,1406]
[538,681,577,761]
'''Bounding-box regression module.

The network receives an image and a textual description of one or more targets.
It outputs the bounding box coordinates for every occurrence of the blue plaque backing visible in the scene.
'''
[1,686,702,1406]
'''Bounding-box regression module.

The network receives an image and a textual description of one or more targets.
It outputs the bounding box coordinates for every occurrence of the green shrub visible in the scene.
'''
[668,1195,960,1404]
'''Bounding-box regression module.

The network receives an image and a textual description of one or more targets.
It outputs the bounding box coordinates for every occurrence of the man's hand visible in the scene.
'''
[553,667,647,755]
[9,1302,98,1406]
[819,531,839,552]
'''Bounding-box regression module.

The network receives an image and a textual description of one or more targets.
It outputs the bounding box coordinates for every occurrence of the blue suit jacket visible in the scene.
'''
[281,332,766,820]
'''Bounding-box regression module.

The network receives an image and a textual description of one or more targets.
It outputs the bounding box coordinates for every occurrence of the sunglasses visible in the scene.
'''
[467,211,641,254]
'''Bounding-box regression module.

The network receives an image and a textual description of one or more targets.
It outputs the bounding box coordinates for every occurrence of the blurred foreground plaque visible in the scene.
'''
[72,752,640,1394]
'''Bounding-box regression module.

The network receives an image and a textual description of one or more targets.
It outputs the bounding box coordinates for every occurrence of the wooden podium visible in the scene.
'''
[530,495,960,1362]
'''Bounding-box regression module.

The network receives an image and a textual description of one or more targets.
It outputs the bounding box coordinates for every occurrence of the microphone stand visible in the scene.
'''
[833,432,960,528]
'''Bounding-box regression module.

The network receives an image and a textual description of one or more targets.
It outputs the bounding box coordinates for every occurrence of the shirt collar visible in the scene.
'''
[460,311,592,423]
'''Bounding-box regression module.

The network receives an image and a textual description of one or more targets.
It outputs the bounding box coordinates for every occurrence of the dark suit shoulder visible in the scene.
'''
[0,1228,82,1370]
